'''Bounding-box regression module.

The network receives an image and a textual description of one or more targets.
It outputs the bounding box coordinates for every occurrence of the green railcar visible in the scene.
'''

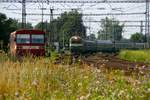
[69,36,147,54]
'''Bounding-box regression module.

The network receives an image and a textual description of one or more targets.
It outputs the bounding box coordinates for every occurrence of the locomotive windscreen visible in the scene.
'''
[31,34,44,44]
[16,34,30,44]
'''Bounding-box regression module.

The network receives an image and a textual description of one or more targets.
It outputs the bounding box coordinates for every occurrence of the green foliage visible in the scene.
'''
[35,10,86,44]
[34,21,48,31]
[0,13,33,51]
[119,50,150,63]
[0,13,15,47]
[16,22,33,29]
[98,17,124,41]
[130,32,146,43]
[86,34,96,40]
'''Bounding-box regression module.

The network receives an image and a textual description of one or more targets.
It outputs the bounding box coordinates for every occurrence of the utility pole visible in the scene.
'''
[140,21,143,34]
[22,0,26,28]
[49,7,54,45]
[41,3,46,31]
[145,0,150,47]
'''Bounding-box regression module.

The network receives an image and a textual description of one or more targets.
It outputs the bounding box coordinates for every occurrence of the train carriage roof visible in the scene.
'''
[96,40,112,44]
[11,29,45,35]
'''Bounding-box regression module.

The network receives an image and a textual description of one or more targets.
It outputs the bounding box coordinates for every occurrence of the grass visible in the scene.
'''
[0,52,149,100]
[119,50,150,63]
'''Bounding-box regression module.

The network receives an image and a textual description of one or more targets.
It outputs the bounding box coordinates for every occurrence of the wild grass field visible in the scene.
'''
[0,51,149,100]
[119,50,150,63]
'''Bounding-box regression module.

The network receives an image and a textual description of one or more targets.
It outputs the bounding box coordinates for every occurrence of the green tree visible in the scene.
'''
[17,22,33,29]
[130,32,145,43]
[0,13,18,48]
[87,34,96,40]
[0,13,33,51]
[34,21,47,31]
[35,10,86,44]
[98,17,124,41]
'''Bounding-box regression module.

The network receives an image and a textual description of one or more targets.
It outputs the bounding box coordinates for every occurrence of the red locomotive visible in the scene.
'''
[10,29,46,56]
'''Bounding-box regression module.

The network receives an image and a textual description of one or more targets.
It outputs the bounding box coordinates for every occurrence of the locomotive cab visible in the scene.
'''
[69,36,83,54]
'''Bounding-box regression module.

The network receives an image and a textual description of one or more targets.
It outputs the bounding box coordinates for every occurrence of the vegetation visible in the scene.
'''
[0,13,33,51]
[98,17,124,41]
[0,52,149,100]
[130,32,146,43]
[35,10,86,44]
[86,34,96,40]
[119,50,150,63]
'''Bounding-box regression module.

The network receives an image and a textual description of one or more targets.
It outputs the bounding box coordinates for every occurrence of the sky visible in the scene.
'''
[0,0,147,39]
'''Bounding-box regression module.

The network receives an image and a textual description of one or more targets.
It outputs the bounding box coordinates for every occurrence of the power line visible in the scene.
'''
[0,0,147,3]
[12,12,145,16]
[3,7,107,11]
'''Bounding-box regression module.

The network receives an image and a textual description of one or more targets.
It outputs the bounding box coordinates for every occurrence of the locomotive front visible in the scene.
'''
[69,36,83,54]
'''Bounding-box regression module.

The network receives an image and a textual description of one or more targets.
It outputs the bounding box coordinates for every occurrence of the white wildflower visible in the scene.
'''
[32,80,39,86]
[96,81,100,84]
[148,88,150,93]
[15,91,20,97]
[78,83,82,86]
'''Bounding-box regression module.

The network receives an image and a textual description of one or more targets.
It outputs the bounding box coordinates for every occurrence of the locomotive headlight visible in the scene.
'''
[14,45,17,49]
[74,36,78,40]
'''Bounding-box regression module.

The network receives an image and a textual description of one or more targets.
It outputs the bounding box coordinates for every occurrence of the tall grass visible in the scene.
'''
[119,50,150,63]
[0,52,149,100]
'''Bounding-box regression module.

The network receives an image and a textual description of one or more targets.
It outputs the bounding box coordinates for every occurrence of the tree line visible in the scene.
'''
[0,11,147,50]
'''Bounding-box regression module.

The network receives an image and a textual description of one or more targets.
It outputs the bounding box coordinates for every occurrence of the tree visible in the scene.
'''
[34,21,47,31]
[35,10,86,44]
[0,13,18,48]
[130,32,145,43]
[17,22,33,29]
[86,34,96,40]
[98,17,124,41]
[0,13,33,50]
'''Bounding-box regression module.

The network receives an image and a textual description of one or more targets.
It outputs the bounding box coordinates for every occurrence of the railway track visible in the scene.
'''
[54,52,149,76]
[82,53,150,76]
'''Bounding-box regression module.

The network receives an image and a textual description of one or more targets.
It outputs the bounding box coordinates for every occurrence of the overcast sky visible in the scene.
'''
[0,0,147,38]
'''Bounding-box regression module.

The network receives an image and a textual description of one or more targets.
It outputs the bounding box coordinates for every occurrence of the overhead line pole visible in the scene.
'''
[145,0,150,48]
[41,2,44,31]
[50,7,54,44]
[22,0,26,28]
[140,21,144,34]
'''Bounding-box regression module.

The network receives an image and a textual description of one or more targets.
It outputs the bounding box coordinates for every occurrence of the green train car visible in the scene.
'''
[69,36,146,54]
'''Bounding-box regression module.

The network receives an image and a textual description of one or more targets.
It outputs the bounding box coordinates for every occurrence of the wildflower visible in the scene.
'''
[85,93,91,99]
[96,69,101,73]
[95,87,98,92]
[105,59,109,62]
[102,63,105,67]
[147,88,150,93]
[78,94,90,100]
[96,81,100,84]
[139,71,144,75]
[34,67,38,71]
[142,65,146,68]
[32,80,39,86]
[78,83,82,86]
[78,96,85,100]
[118,90,124,97]
[84,76,88,79]
[15,91,20,97]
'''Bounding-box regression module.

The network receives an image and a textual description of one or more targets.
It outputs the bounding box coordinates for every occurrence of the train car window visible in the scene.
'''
[16,34,30,44]
[31,34,44,44]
